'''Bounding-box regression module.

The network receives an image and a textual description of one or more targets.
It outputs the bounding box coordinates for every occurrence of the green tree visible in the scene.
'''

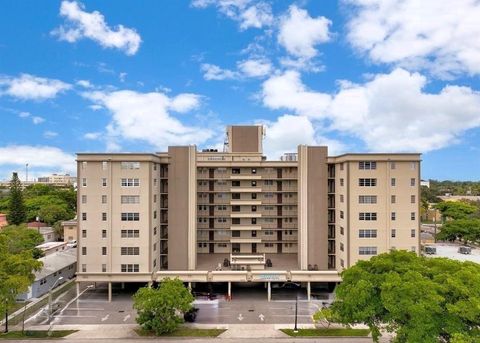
[133,278,194,335]
[0,225,45,258]
[436,201,477,221]
[436,219,480,244]
[0,235,42,325]
[323,251,480,342]
[7,172,26,225]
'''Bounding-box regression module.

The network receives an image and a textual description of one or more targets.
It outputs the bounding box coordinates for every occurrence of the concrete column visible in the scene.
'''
[108,282,112,302]
[188,282,192,291]
[228,282,231,300]
[307,282,311,301]
[148,281,153,288]
[267,281,271,302]
[76,282,80,297]
[121,282,125,290]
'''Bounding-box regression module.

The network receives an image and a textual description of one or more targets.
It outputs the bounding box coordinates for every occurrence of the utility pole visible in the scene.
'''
[25,163,29,183]
[293,294,298,333]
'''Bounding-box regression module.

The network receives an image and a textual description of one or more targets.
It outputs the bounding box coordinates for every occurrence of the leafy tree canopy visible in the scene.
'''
[436,219,480,244]
[0,225,45,258]
[7,172,26,225]
[323,251,480,343]
[436,201,477,221]
[133,278,194,335]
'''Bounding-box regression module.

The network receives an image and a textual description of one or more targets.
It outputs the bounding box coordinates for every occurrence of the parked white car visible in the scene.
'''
[66,240,77,248]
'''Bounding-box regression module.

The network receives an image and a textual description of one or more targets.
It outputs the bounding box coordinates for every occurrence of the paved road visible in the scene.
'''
[26,283,333,327]
[9,339,372,343]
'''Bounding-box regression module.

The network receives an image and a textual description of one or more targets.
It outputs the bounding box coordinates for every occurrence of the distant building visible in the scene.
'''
[17,249,76,300]
[37,173,76,187]
[27,222,56,243]
[0,213,8,228]
[62,219,77,242]
[420,179,430,188]
[36,241,69,256]
[439,195,480,202]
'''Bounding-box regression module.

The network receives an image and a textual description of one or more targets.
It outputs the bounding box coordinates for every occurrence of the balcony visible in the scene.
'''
[230,187,262,193]
[230,225,262,231]
[230,238,262,244]
[229,175,262,180]
[230,213,262,218]
[230,200,262,206]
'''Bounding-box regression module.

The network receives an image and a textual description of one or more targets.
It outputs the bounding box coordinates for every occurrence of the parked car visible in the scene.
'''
[66,240,77,248]
[424,246,436,255]
[281,282,301,289]
[458,246,472,255]
[184,307,199,322]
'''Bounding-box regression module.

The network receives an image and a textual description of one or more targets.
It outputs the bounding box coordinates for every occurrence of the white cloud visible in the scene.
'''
[0,74,71,100]
[261,114,345,159]
[52,1,141,55]
[76,79,92,88]
[0,145,75,174]
[83,132,101,140]
[237,58,272,78]
[32,116,45,125]
[191,0,272,30]
[262,68,480,153]
[83,89,213,150]
[201,58,272,80]
[261,70,331,118]
[344,0,480,77]
[201,63,240,80]
[278,5,331,60]
[19,111,30,118]
[43,131,58,138]
[89,104,103,111]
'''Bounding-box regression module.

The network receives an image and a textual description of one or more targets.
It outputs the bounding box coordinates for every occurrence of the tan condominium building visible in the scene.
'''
[76,125,420,301]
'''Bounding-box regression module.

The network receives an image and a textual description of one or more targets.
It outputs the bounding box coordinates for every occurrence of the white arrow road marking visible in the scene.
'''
[259,314,265,321]
[123,314,131,322]
[238,313,244,321]
[101,314,110,322]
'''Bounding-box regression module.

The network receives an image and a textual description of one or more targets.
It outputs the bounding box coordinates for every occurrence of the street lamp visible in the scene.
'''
[47,277,64,325]
[293,294,298,333]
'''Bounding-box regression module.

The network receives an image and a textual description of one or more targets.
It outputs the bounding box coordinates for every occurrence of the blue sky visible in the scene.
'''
[0,0,480,181]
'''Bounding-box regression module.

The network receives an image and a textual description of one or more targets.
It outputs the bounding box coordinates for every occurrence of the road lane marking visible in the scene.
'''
[259,314,265,321]
[237,313,244,321]
[101,314,110,322]
[123,314,131,322]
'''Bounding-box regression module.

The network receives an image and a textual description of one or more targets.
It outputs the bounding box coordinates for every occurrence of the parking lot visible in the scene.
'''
[26,282,332,327]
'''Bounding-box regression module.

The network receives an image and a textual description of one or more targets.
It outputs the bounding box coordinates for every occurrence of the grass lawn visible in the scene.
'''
[0,330,77,339]
[135,327,226,337]
[281,328,370,337]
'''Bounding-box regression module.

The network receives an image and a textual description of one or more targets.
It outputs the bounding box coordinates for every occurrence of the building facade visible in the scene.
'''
[76,126,420,300]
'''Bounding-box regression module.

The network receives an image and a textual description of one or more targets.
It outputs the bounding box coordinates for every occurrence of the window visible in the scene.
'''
[264,243,274,248]
[82,230,87,238]
[340,194,344,203]
[411,229,416,238]
[391,178,396,186]
[121,264,139,272]
[411,246,416,252]
[340,242,344,251]
[251,218,257,224]
[340,163,344,171]
[154,179,157,187]
[102,161,108,170]
[153,243,157,251]
[217,243,228,248]
[82,247,87,255]
[153,211,157,219]
[251,205,257,212]
[102,212,107,221]
[390,162,396,169]
[121,247,140,255]
[359,161,376,170]
[411,212,416,220]
[102,247,107,255]
[251,168,256,174]
[121,212,140,221]
[391,229,396,238]
[82,178,87,187]
[359,247,377,255]
[340,259,344,268]
[121,178,140,187]
[391,195,396,204]
[232,231,240,237]
[121,162,140,169]
[102,178,107,187]
[251,193,257,199]
[232,181,240,187]
[264,230,274,235]
[232,205,240,212]
[340,227,344,235]
[102,195,107,204]
[340,211,344,219]
[82,195,87,204]
[411,162,416,170]
[121,195,140,204]
[411,195,416,203]
[102,230,107,238]
[153,259,157,268]
[154,194,157,203]
[121,229,140,238]
[232,168,240,174]
[410,178,416,186]
[102,264,107,272]
[340,178,344,186]
[81,161,87,170]
[251,181,257,187]
[359,229,377,238]
[232,218,240,225]
[82,212,87,221]
[391,212,396,221]
[359,195,377,204]
[359,212,377,221]
[232,193,241,199]
[82,264,87,272]
[359,178,377,187]
[153,227,157,235]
